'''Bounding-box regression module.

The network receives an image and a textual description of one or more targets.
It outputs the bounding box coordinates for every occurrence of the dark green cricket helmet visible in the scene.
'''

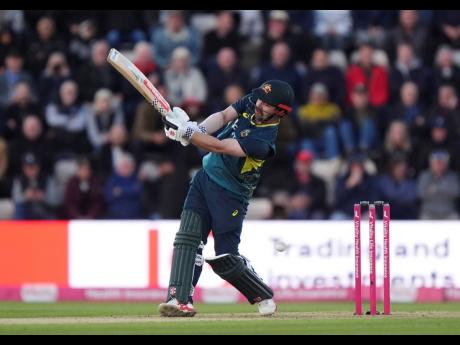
[251,80,294,117]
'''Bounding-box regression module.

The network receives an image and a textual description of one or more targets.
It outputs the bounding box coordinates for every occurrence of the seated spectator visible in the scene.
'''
[203,10,241,61]
[2,81,41,140]
[389,42,433,107]
[164,47,207,120]
[346,42,389,108]
[260,10,315,65]
[424,84,460,138]
[435,10,460,50]
[331,153,378,219]
[352,10,394,50]
[0,50,34,107]
[433,45,460,94]
[25,16,66,78]
[377,153,418,219]
[63,156,104,219]
[313,10,352,51]
[303,48,345,107]
[252,41,303,103]
[417,150,460,219]
[150,10,202,69]
[45,80,92,157]
[8,115,53,176]
[104,10,147,49]
[77,40,120,102]
[340,84,379,157]
[205,47,249,113]
[104,153,143,219]
[389,10,430,64]
[285,150,327,220]
[0,25,25,67]
[132,41,157,76]
[297,83,342,159]
[86,88,125,152]
[68,19,99,69]
[38,51,72,105]
[11,152,55,220]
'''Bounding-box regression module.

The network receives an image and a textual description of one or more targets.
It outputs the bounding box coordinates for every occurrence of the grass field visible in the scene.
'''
[0,301,459,334]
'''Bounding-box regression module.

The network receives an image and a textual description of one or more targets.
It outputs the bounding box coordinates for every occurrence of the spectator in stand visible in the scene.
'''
[63,156,104,219]
[45,80,92,158]
[389,10,431,64]
[417,150,460,219]
[104,153,143,219]
[340,84,379,157]
[252,41,303,103]
[346,41,389,108]
[377,152,418,219]
[0,26,25,68]
[203,10,241,61]
[285,150,327,220]
[2,81,41,141]
[205,47,248,113]
[68,19,99,69]
[303,48,346,107]
[133,41,157,76]
[8,115,53,176]
[11,152,55,220]
[77,40,120,103]
[104,10,147,49]
[260,10,315,65]
[38,51,72,106]
[435,10,460,50]
[389,41,433,107]
[331,152,378,219]
[164,47,207,121]
[313,10,352,51]
[297,83,342,160]
[433,45,460,94]
[86,88,125,152]
[25,16,66,78]
[352,10,396,50]
[0,50,34,107]
[150,10,202,70]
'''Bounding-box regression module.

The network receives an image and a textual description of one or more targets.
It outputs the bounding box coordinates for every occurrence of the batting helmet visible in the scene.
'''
[252,80,294,117]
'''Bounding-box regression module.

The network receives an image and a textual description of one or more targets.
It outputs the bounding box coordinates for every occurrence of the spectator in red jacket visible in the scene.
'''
[346,42,389,108]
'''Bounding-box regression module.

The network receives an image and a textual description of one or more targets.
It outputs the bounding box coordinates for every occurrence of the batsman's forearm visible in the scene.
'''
[190,132,226,153]
[199,111,226,134]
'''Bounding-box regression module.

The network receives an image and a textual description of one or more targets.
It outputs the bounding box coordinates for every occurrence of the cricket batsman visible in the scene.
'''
[158,80,294,317]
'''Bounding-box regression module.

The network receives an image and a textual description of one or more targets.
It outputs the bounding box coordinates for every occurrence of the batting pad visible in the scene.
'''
[205,254,274,304]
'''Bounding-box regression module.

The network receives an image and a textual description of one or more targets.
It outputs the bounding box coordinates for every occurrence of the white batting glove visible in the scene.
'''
[163,107,206,146]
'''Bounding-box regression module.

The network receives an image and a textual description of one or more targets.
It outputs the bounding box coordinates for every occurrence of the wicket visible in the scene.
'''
[354,201,391,316]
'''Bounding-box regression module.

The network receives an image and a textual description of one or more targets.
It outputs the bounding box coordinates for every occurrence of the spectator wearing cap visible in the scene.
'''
[433,45,460,95]
[150,10,202,70]
[260,10,315,66]
[331,152,378,220]
[340,84,379,157]
[203,10,241,61]
[86,88,125,152]
[0,50,35,107]
[63,156,104,219]
[377,152,418,219]
[297,82,342,159]
[417,150,460,219]
[303,48,346,108]
[205,47,249,113]
[164,47,207,121]
[346,41,389,108]
[313,10,352,51]
[389,41,433,107]
[11,152,55,220]
[285,150,328,220]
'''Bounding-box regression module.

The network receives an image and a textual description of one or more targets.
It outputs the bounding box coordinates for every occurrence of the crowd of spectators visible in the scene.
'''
[1,10,460,220]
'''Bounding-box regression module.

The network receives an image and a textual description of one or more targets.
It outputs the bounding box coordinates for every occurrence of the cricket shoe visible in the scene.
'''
[158,298,197,317]
[258,298,277,316]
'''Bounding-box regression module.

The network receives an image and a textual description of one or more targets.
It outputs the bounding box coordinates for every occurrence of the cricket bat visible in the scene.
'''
[107,48,171,116]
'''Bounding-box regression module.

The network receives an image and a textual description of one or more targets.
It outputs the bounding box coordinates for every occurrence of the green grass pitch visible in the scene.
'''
[0,301,459,334]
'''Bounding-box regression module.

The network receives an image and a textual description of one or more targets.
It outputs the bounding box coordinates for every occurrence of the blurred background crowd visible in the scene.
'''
[1,9,460,221]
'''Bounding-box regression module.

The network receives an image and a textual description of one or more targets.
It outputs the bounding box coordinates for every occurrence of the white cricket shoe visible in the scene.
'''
[258,299,277,316]
[158,298,197,317]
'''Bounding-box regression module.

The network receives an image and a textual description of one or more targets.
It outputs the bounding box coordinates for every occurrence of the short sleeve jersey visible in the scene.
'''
[203,94,279,201]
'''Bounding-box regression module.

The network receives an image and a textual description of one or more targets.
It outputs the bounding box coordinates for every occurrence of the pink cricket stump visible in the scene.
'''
[383,203,391,315]
[368,204,377,315]
[354,204,362,315]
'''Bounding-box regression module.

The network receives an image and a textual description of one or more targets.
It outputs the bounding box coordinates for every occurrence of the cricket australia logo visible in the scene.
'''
[262,84,272,94]
[240,129,251,138]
